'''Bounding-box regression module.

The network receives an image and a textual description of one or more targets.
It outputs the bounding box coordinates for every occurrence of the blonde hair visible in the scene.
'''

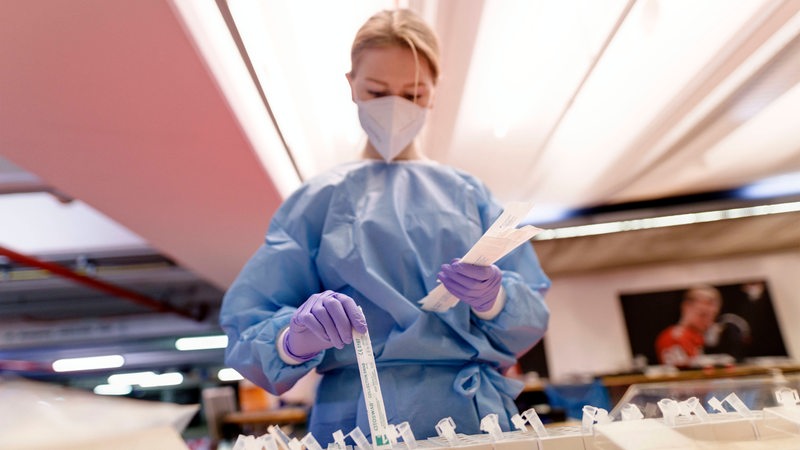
[350,9,441,85]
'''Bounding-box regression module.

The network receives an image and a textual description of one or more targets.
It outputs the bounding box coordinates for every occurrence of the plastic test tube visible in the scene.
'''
[480,414,504,442]
[261,435,279,450]
[395,421,418,449]
[658,399,680,427]
[268,425,292,450]
[348,427,373,450]
[436,417,459,446]
[288,438,303,450]
[328,430,347,450]
[708,396,727,414]
[723,393,751,417]
[520,407,548,437]
[302,433,324,450]
[581,405,611,434]
[775,387,800,407]
[620,404,643,421]
[684,397,709,422]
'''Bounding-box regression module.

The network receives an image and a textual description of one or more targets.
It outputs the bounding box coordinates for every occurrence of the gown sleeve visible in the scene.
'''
[219,185,332,394]
[478,243,551,357]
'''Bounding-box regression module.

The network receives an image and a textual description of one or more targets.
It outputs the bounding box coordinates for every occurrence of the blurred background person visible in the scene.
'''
[655,285,722,367]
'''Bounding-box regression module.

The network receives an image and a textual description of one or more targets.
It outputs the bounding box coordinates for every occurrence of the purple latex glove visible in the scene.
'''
[438,259,503,312]
[284,290,368,362]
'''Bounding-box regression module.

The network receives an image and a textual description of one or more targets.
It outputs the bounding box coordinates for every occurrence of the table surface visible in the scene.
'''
[223,406,308,425]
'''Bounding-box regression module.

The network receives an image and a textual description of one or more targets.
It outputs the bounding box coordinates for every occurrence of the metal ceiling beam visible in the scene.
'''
[0,246,204,321]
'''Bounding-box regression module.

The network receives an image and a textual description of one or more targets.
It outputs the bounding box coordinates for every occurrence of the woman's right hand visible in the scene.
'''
[283,290,368,361]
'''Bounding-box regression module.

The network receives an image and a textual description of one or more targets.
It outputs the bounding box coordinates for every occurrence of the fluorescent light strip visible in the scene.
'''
[535,201,800,240]
[52,355,125,372]
[108,371,157,386]
[218,368,244,382]
[737,172,800,199]
[171,0,301,198]
[107,371,183,388]
[175,335,228,351]
[139,372,184,388]
[94,384,132,396]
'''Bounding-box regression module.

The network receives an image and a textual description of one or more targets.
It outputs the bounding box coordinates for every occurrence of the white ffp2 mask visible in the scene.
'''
[356,96,427,162]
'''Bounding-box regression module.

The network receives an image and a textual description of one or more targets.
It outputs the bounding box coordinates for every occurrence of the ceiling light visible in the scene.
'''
[93,384,132,396]
[736,172,800,199]
[213,0,399,179]
[107,371,184,388]
[534,201,800,240]
[107,371,156,386]
[138,372,184,388]
[175,334,228,351]
[218,368,244,382]
[523,204,575,226]
[171,0,301,198]
[52,354,124,372]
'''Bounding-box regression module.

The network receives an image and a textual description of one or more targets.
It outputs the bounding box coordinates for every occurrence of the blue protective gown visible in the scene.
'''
[220,160,550,443]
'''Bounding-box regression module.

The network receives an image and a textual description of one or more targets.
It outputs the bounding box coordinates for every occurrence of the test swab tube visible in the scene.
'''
[677,399,693,417]
[723,393,751,417]
[520,408,548,437]
[268,425,292,450]
[595,408,611,425]
[775,387,800,407]
[510,414,528,432]
[348,427,372,450]
[480,414,504,442]
[328,430,347,450]
[436,417,458,446]
[385,425,399,446]
[708,396,726,414]
[261,435,279,450]
[302,433,324,450]
[620,404,643,421]
[685,397,709,421]
[233,435,256,450]
[658,399,680,426]
[395,422,418,449]
[581,405,599,434]
[288,438,303,450]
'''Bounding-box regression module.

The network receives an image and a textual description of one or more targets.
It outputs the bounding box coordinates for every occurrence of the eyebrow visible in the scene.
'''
[365,77,428,91]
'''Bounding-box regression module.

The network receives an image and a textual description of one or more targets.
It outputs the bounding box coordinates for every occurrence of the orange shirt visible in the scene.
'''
[655,325,704,366]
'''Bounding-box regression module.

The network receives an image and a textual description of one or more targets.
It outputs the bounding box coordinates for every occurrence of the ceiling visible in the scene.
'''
[1,0,800,389]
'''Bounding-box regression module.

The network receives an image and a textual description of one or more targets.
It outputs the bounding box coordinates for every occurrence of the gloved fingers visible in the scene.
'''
[292,290,334,342]
[438,263,503,308]
[335,293,368,334]
[310,296,345,349]
[291,291,323,331]
[439,264,482,287]
[321,295,354,346]
[294,309,329,343]
[438,269,476,300]
[450,261,498,281]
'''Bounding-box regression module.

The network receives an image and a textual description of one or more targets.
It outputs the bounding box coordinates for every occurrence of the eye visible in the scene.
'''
[367,90,389,98]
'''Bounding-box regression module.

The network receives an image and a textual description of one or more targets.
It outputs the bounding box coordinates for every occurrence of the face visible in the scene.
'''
[681,294,721,332]
[347,45,435,108]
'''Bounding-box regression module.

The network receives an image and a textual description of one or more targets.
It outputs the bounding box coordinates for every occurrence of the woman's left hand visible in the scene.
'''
[438,259,502,312]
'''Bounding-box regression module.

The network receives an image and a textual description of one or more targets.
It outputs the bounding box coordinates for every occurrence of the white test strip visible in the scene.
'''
[419,201,543,312]
[353,324,392,449]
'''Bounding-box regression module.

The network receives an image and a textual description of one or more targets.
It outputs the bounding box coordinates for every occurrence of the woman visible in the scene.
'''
[220,9,550,443]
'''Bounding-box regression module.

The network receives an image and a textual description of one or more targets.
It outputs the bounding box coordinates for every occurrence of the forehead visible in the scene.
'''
[353,46,434,86]
[686,292,720,307]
